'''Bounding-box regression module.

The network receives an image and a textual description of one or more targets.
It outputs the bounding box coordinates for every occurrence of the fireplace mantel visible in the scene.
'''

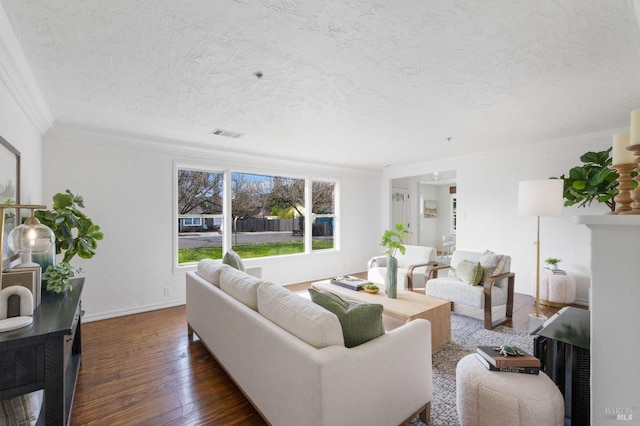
[575,215,640,424]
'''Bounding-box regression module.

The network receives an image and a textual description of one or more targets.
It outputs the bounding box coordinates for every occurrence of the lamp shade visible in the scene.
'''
[518,179,563,217]
[7,217,54,255]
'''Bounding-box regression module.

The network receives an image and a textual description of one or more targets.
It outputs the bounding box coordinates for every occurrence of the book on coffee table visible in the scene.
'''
[474,353,539,375]
[329,276,371,291]
[476,346,541,368]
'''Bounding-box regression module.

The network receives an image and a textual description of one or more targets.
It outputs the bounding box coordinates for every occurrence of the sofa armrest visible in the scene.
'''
[312,319,432,425]
[482,272,515,329]
[406,261,439,290]
[482,272,516,298]
[367,255,387,269]
[426,262,451,280]
[245,266,262,279]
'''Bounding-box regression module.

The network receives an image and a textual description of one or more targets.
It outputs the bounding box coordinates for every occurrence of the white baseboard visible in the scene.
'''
[83,299,186,323]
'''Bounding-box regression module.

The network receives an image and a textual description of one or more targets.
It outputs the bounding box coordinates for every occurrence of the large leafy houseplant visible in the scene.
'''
[554,148,619,212]
[34,190,103,293]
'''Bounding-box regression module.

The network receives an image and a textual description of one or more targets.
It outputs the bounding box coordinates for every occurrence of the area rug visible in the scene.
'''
[409,314,535,426]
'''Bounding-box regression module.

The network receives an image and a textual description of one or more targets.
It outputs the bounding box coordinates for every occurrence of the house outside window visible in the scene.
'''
[181,217,202,228]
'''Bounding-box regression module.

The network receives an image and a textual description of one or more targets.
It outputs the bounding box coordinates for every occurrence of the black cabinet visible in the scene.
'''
[534,306,590,426]
[0,278,84,425]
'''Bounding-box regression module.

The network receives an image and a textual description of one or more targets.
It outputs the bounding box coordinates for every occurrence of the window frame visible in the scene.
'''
[174,162,339,269]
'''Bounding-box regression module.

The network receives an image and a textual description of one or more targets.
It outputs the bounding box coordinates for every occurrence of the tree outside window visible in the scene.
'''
[177,167,337,265]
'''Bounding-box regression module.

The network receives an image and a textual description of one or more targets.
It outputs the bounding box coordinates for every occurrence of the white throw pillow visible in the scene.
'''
[479,250,507,277]
[257,283,344,349]
[197,259,229,287]
[219,266,264,310]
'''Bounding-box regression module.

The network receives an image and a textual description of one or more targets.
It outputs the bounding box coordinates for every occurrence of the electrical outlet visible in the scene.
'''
[163,287,169,296]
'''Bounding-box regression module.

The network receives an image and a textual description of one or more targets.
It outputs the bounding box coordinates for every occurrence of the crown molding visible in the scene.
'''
[46,121,379,178]
[0,4,53,135]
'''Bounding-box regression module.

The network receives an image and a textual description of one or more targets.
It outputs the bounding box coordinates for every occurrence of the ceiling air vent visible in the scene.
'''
[210,128,244,139]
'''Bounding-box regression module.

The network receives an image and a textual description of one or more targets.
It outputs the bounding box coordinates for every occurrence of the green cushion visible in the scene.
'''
[308,288,384,348]
[456,259,483,285]
[222,249,245,272]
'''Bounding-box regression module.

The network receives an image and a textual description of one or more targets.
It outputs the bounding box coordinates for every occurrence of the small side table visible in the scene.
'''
[534,268,576,307]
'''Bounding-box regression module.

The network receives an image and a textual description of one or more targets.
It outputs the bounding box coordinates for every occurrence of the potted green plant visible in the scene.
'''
[544,258,561,271]
[379,222,410,298]
[553,148,619,212]
[34,190,103,293]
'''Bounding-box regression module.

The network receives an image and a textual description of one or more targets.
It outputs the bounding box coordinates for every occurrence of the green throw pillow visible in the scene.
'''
[456,259,483,285]
[308,288,384,348]
[222,249,245,272]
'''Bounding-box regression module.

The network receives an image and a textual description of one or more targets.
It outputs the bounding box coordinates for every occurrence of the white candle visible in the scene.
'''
[631,109,640,146]
[612,132,635,165]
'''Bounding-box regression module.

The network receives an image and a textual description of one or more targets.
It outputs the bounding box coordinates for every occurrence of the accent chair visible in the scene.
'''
[425,250,515,329]
[367,245,437,291]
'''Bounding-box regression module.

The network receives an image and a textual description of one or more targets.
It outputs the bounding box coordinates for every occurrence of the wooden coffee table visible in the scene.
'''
[311,280,451,350]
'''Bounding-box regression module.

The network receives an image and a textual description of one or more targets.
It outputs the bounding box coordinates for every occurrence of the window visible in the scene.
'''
[177,169,224,263]
[177,167,337,265]
[181,217,202,227]
[311,181,335,251]
[231,172,305,259]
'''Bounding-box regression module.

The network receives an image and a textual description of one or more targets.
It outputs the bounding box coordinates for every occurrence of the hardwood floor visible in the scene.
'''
[70,275,579,425]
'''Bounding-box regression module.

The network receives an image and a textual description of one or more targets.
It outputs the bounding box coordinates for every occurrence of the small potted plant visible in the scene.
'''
[544,258,562,271]
[379,222,410,298]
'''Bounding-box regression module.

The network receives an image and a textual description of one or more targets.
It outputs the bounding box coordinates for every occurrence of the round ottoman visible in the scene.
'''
[538,269,576,307]
[456,354,564,426]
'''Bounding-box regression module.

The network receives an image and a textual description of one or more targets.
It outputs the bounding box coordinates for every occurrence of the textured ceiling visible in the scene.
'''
[2,0,640,169]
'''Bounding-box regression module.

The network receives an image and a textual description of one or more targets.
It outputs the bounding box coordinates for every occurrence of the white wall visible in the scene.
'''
[383,130,624,306]
[0,4,51,202]
[43,123,382,321]
[0,83,43,202]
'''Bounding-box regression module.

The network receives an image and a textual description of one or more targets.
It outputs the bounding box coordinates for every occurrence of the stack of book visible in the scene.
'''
[475,346,541,375]
[329,276,371,291]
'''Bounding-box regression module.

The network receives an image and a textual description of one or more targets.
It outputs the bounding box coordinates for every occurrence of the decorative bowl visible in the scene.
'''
[364,287,379,294]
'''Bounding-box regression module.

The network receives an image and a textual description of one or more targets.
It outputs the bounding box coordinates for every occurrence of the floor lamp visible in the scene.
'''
[517,179,563,333]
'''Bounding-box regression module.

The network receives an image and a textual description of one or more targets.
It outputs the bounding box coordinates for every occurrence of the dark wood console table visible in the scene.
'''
[0,277,83,425]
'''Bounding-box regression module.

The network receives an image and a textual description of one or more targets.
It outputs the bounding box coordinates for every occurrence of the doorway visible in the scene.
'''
[391,170,456,250]
[391,184,411,243]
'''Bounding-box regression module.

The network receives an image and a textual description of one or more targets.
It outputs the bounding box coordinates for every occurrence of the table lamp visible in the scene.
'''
[0,204,52,281]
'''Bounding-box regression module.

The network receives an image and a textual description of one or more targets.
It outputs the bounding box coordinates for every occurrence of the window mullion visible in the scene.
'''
[223,169,232,253]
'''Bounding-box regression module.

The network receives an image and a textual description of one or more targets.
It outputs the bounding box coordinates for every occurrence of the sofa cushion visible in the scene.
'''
[308,289,385,348]
[257,284,344,349]
[479,250,507,278]
[219,267,264,310]
[222,249,245,272]
[456,260,483,285]
[197,259,229,287]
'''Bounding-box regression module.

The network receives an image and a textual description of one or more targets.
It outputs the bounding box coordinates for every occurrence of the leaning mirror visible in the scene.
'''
[0,136,21,269]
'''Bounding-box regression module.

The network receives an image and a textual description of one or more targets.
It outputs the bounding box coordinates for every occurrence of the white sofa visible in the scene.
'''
[186,259,433,426]
[367,245,437,291]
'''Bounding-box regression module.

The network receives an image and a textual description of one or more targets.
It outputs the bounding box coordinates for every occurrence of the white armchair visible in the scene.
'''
[367,245,437,291]
[425,250,515,329]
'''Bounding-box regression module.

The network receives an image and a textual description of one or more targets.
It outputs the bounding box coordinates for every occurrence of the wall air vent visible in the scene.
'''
[210,129,244,139]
